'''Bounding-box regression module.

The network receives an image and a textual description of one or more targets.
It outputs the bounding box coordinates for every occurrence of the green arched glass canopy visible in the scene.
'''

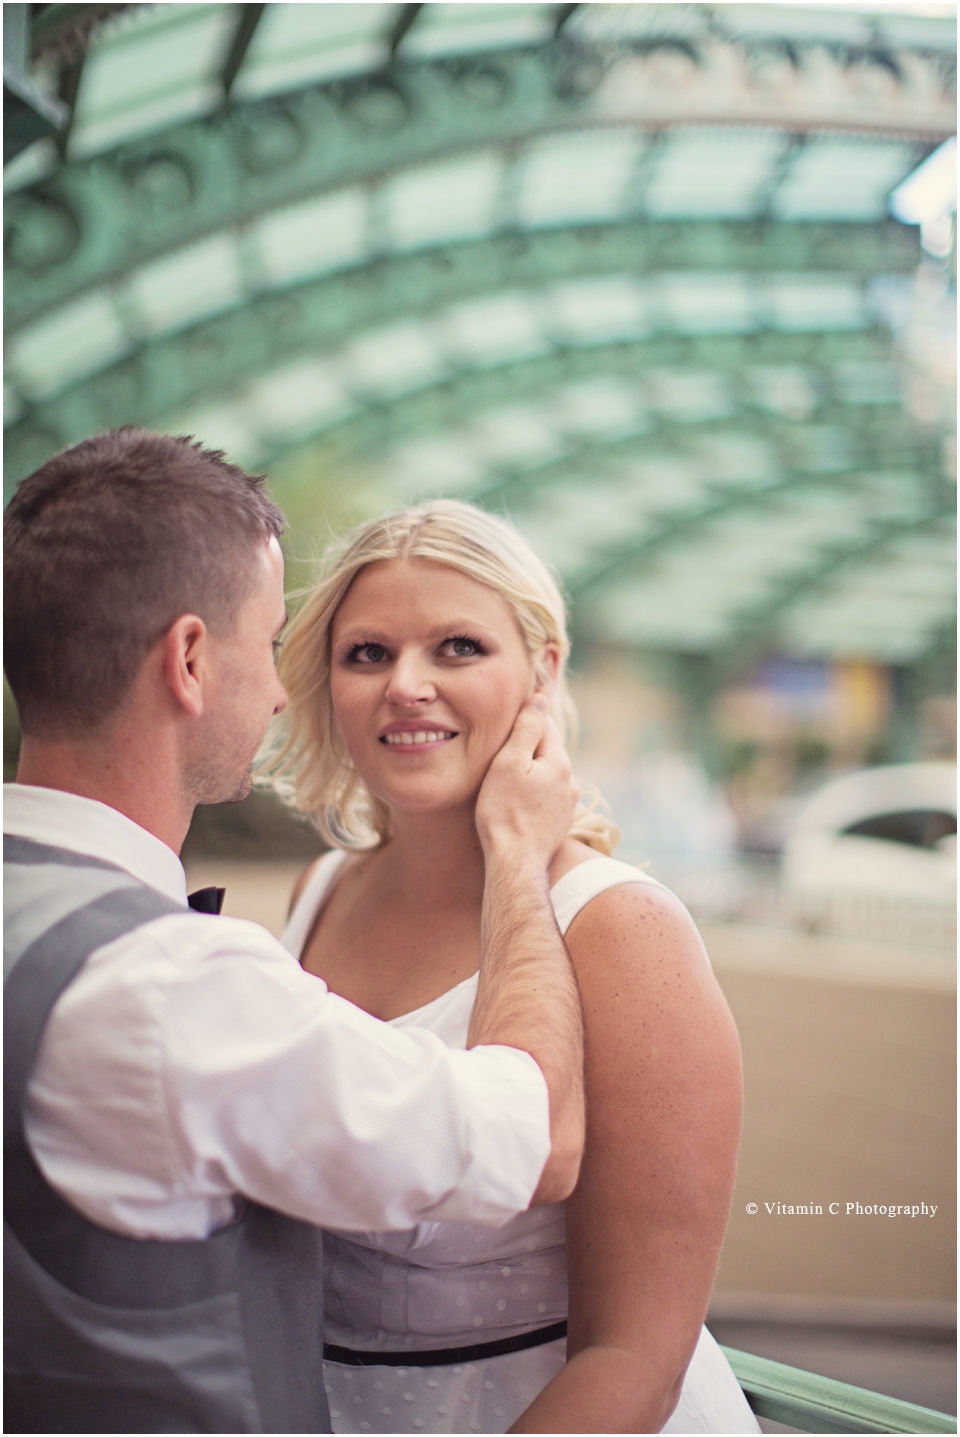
[4,2,956,682]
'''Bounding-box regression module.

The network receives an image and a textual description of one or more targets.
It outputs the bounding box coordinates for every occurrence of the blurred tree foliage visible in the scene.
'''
[182,788,326,861]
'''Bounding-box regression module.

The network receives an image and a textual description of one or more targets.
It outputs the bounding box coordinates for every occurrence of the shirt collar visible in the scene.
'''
[3,784,188,906]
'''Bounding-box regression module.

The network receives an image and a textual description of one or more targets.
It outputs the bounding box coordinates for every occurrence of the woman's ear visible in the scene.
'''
[532,643,561,696]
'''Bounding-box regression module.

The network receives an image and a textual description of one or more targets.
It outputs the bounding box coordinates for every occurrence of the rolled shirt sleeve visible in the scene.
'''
[28,913,550,1238]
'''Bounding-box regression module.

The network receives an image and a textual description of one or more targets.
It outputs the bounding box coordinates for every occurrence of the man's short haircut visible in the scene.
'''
[4,427,285,737]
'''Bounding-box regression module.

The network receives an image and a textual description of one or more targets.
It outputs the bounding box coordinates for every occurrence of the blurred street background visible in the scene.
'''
[4,1,956,1422]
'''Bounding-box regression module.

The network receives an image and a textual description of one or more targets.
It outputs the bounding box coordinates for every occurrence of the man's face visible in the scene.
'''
[184,537,288,806]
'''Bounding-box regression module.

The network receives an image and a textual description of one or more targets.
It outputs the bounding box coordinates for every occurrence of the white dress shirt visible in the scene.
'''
[4,784,550,1241]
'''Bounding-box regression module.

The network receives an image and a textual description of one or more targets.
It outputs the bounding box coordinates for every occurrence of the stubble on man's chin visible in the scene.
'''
[184,762,254,808]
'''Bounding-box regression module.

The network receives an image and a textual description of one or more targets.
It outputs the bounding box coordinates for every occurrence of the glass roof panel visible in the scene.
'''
[247,361,357,441]
[748,366,818,418]
[773,139,920,221]
[3,138,59,195]
[659,273,757,335]
[6,292,128,400]
[543,277,652,347]
[689,434,776,485]
[648,531,822,582]
[765,277,868,331]
[516,479,652,573]
[126,235,244,338]
[516,130,643,228]
[568,5,706,42]
[887,531,958,569]
[4,383,24,427]
[254,189,369,287]
[718,4,907,44]
[782,422,859,474]
[399,3,557,58]
[832,361,902,405]
[642,371,734,423]
[617,455,714,511]
[232,3,395,101]
[860,472,933,519]
[725,500,866,548]
[644,129,786,219]
[385,153,504,249]
[470,405,566,471]
[438,293,550,368]
[878,13,958,50]
[861,561,956,601]
[784,594,950,662]
[68,5,234,159]
[549,377,650,441]
[378,435,488,498]
[164,403,265,467]
[568,3,954,50]
[343,322,449,399]
[590,578,735,650]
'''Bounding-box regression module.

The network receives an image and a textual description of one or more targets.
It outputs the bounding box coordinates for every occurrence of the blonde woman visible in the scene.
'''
[271,500,758,1435]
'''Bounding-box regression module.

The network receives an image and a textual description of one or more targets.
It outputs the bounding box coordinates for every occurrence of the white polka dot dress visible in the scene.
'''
[285,855,760,1435]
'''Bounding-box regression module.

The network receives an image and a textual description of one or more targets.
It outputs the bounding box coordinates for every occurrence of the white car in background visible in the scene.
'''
[783,762,957,910]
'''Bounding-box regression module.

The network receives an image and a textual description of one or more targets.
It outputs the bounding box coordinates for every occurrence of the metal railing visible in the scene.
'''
[723,1346,957,1434]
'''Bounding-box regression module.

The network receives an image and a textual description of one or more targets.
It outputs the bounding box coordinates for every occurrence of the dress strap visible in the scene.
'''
[550,855,668,937]
[281,849,352,958]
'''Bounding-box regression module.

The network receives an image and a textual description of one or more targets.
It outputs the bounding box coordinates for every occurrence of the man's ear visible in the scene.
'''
[162,614,208,719]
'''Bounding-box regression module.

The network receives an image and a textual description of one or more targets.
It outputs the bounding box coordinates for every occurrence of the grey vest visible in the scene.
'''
[4,835,331,1435]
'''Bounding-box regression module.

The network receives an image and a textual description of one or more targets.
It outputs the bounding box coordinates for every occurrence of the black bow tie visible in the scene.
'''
[187,886,225,915]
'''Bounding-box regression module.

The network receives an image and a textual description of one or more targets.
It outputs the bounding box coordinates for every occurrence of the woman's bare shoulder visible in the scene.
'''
[564,871,708,982]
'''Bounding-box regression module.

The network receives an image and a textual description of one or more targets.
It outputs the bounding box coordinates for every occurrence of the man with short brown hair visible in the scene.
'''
[4,428,585,1434]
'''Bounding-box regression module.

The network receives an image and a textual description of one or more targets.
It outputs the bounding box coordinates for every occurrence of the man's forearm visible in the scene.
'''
[468,848,585,1203]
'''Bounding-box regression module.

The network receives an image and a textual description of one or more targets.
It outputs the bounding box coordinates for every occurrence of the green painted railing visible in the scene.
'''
[722,1346,957,1435]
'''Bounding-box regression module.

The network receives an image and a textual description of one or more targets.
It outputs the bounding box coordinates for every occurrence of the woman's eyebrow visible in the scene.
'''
[333,626,388,642]
[426,618,495,637]
[333,619,495,643]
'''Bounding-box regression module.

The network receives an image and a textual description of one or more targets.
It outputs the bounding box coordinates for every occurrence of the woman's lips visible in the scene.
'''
[380,729,457,747]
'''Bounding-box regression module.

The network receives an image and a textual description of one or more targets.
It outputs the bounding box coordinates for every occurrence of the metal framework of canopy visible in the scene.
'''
[4,2,956,691]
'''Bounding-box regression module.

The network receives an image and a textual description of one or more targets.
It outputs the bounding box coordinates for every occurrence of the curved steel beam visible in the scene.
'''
[245,343,933,495]
[5,316,918,490]
[272,409,938,505]
[4,211,914,469]
[564,455,949,604]
[4,29,943,328]
[566,510,954,677]
[221,5,267,100]
[708,511,956,678]
[4,214,917,425]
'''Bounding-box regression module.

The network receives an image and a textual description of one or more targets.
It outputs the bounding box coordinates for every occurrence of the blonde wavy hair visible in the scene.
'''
[265,498,619,854]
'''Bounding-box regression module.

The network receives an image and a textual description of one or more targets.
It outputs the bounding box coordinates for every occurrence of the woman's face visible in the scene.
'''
[329,558,557,817]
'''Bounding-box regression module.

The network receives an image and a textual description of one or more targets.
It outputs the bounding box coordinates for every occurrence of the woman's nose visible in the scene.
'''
[385,652,436,705]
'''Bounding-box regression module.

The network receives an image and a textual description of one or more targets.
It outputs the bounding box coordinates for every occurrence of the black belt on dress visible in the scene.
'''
[323,1320,568,1367]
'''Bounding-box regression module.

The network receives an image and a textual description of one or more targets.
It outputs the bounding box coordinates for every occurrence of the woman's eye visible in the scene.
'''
[350,642,388,663]
[445,637,482,658]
